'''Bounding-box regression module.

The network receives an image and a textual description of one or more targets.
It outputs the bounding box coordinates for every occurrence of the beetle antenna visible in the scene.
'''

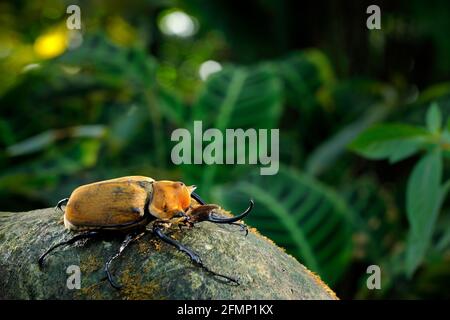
[207,200,254,224]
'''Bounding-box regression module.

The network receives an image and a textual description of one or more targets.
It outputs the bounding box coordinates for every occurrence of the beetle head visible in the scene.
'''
[149,180,196,220]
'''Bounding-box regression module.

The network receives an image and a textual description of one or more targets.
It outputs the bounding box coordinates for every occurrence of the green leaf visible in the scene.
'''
[213,166,353,285]
[435,214,450,252]
[436,232,450,253]
[56,35,157,90]
[426,103,442,134]
[342,177,402,262]
[275,51,325,110]
[157,88,186,127]
[193,64,283,130]
[306,102,390,175]
[405,149,443,277]
[185,64,283,189]
[304,49,336,85]
[388,140,422,163]
[348,124,429,160]
[5,125,106,157]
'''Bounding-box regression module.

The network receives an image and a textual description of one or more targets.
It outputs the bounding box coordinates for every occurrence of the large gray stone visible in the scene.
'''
[0,208,337,299]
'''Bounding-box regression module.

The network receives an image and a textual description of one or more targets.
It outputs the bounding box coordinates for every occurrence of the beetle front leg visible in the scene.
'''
[105,230,147,289]
[152,224,239,285]
[171,211,194,230]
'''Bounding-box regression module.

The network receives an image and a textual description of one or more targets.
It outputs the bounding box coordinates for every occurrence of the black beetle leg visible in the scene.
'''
[38,231,100,268]
[173,211,193,231]
[105,231,147,290]
[54,198,69,212]
[152,225,239,285]
[177,221,195,232]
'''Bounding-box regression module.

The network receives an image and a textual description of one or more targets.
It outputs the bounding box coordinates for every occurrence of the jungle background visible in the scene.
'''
[1,0,450,299]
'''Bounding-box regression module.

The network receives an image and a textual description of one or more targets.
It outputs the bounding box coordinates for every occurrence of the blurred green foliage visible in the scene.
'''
[1,0,450,299]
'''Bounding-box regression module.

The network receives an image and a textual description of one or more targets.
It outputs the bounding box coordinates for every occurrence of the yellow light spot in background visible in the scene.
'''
[34,28,67,59]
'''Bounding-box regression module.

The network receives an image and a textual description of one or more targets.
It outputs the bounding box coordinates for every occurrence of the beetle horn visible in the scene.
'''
[191,192,206,205]
[206,200,254,224]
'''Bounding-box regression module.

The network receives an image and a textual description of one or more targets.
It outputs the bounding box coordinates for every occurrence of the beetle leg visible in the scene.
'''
[172,211,191,224]
[38,231,100,268]
[176,220,195,231]
[105,231,147,290]
[170,211,194,231]
[54,198,69,212]
[152,225,239,285]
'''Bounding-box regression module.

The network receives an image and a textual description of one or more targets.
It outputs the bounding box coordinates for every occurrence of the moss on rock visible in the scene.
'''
[0,208,338,300]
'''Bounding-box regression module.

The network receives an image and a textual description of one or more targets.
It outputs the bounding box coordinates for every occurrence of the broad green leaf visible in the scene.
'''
[56,35,157,89]
[184,64,283,189]
[426,103,442,134]
[434,211,450,252]
[405,149,443,277]
[306,103,390,175]
[157,88,186,127]
[213,166,353,285]
[6,125,106,157]
[0,119,15,146]
[342,177,402,262]
[348,124,429,160]
[53,37,166,163]
[275,51,324,110]
[108,105,147,153]
[304,49,336,85]
[388,140,422,163]
[435,220,450,252]
[193,64,283,130]
[416,83,450,105]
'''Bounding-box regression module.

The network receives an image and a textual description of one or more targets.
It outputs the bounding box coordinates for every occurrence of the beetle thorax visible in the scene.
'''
[148,181,194,220]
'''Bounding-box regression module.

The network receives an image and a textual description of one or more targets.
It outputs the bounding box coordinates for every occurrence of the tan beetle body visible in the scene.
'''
[64,176,153,230]
[64,176,195,231]
[40,175,253,289]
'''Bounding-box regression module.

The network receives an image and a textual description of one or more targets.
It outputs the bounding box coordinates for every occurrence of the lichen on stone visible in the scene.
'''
[0,208,338,300]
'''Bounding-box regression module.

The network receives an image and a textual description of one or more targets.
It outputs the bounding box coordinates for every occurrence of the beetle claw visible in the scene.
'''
[228,222,249,236]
